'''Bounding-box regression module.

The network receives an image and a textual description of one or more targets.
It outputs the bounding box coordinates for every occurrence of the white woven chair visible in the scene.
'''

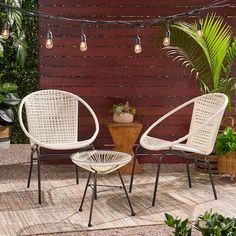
[71,150,135,227]
[18,89,99,204]
[129,93,228,206]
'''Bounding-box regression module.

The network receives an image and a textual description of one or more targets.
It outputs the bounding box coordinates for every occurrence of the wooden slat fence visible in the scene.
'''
[38,0,236,163]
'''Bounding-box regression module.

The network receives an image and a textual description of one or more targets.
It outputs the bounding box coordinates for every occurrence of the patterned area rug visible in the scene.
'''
[0,164,236,236]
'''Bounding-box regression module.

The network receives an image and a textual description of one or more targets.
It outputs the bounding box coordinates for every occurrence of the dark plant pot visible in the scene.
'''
[0,126,11,150]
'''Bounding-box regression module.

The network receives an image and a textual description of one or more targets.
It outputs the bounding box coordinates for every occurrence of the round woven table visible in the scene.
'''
[71,150,135,227]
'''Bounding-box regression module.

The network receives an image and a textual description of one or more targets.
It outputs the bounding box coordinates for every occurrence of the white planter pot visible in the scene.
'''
[0,140,10,150]
[113,113,134,123]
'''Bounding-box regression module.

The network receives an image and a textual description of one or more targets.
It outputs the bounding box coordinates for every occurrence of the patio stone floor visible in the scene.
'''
[0,145,236,235]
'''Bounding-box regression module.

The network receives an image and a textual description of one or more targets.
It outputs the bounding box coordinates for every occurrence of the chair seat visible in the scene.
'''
[141,136,204,154]
[71,150,132,174]
[38,140,93,150]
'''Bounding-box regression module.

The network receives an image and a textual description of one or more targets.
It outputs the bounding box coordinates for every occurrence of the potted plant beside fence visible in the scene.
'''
[0,82,20,150]
[112,102,136,123]
[215,126,236,181]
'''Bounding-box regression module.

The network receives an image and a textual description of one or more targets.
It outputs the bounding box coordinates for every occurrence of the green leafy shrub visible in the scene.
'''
[165,210,236,236]
[215,127,236,155]
[194,209,236,235]
[165,213,192,236]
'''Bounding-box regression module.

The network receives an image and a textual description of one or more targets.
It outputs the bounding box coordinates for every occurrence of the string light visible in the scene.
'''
[1,19,10,39]
[45,18,53,49]
[80,24,87,51]
[0,0,231,49]
[163,24,171,47]
[134,26,142,54]
[0,1,229,27]
[197,19,203,37]
[45,29,53,49]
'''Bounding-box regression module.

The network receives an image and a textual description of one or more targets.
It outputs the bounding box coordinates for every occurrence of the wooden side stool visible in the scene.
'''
[106,121,143,174]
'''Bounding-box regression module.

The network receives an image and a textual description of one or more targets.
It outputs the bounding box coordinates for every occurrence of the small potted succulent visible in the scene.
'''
[0,82,20,149]
[112,101,136,123]
[215,126,236,180]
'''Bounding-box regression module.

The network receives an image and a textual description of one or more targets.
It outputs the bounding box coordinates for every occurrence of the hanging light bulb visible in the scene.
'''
[197,21,203,37]
[80,23,88,52]
[134,36,142,53]
[134,26,142,54]
[1,20,10,40]
[163,29,171,46]
[45,29,53,49]
[80,33,87,51]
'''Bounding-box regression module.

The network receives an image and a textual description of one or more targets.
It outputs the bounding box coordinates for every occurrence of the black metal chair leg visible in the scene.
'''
[129,144,140,193]
[27,149,34,188]
[117,170,135,216]
[75,165,79,185]
[94,177,98,200]
[37,152,42,204]
[152,152,168,207]
[152,160,161,206]
[206,160,217,200]
[186,159,192,188]
[88,172,97,227]
[79,172,92,211]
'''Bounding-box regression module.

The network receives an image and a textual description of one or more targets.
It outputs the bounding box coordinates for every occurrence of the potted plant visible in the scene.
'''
[215,126,236,180]
[0,82,20,149]
[112,101,136,123]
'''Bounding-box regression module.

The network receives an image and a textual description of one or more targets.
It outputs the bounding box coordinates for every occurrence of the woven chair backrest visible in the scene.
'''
[23,90,79,144]
[186,93,228,154]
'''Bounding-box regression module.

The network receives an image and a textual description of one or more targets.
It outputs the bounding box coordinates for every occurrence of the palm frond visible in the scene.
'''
[162,14,233,93]
[223,37,236,78]
[162,21,212,91]
[202,15,231,88]
[216,77,236,111]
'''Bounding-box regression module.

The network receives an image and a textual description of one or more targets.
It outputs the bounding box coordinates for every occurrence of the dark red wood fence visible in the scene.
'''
[38,0,236,163]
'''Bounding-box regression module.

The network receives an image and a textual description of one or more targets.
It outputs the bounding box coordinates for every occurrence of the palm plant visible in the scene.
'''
[162,14,236,110]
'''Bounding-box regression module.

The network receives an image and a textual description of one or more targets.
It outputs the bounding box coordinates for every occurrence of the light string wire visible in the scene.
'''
[0,0,233,27]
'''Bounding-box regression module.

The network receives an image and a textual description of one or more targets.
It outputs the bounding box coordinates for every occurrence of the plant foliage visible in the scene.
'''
[112,101,136,115]
[215,126,236,155]
[0,0,38,143]
[194,209,236,236]
[165,210,236,236]
[0,82,20,125]
[162,14,236,111]
[165,213,192,236]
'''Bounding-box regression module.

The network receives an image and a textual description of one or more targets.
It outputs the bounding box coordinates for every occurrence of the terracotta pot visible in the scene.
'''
[0,126,11,150]
[113,113,134,123]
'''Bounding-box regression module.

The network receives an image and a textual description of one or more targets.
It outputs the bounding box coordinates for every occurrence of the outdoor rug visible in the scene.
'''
[0,164,236,236]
